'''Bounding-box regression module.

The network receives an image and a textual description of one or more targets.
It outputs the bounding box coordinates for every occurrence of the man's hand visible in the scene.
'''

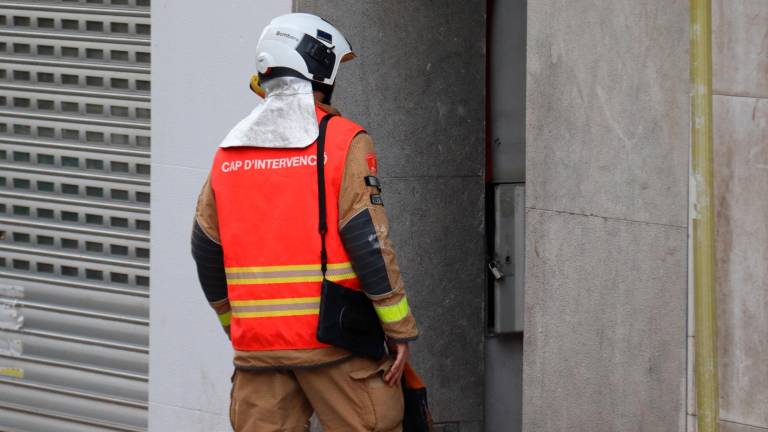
[383,341,409,386]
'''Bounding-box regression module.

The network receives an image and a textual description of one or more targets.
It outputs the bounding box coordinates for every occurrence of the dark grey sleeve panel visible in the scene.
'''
[339,209,393,297]
[190,219,228,302]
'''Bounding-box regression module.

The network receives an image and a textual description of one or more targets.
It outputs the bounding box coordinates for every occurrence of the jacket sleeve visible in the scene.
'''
[190,174,231,338]
[338,133,419,343]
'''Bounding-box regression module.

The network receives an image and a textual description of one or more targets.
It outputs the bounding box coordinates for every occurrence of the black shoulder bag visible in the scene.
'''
[314,114,387,360]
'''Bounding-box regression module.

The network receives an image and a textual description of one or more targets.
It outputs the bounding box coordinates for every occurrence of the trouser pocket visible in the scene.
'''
[348,359,404,432]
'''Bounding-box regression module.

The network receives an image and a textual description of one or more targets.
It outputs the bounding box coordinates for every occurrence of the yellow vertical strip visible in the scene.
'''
[690,0,719,431]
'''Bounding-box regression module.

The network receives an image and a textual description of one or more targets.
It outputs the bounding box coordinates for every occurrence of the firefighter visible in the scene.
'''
[190,13,419,432]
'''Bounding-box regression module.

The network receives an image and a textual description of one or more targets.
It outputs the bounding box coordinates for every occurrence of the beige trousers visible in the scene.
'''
[230,357,404,432]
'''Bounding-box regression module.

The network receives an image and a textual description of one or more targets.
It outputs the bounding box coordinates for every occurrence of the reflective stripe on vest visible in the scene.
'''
[210,106,365,352]
[231,296,320,318]
[225,262,356,285]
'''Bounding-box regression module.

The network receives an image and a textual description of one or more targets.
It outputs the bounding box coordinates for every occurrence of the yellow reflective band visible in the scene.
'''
[231,297,320,307]
[225,262,353,274]
[227,272,357,285]
[230,297,321,319]
[374,297,410,324]
[233,308,319,318]
[218,311,231,327]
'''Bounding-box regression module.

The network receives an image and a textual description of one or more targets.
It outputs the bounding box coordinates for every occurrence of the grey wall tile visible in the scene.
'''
[714,96,768,429]
[720,420,768,432]
[713,0,768,98]
[458,421,484,432]
[523,209,687,432]
[294,0,486,178]
[149,402,231,432]
[151,1,292,171]
[526,0,689,227]
[149,163,234,416]
[383,176,486,423]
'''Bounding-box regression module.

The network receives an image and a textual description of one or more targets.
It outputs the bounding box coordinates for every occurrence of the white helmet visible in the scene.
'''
[255,13,355,86]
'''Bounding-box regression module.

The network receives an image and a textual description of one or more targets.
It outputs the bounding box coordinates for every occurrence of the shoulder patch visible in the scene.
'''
[365,153,378,175]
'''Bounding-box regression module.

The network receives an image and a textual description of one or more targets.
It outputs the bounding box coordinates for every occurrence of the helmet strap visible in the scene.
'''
[258,67,335,104]
[258,67,306,83]
[312,81,335,104]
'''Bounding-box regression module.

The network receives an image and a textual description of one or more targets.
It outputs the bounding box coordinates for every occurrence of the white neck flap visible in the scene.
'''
[219,76,318,149]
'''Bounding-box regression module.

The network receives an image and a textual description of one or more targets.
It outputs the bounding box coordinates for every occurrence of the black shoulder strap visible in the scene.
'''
[317,114,336,278]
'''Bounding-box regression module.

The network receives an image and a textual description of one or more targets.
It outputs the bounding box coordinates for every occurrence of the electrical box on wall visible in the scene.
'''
[491,184,525,333]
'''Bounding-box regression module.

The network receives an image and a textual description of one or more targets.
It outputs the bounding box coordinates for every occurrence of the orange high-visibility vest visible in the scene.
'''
[210,106,364,351]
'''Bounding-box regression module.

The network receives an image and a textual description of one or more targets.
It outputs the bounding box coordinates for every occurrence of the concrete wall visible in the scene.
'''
[291,2,488,430]
[706,1,768,431]
[523,1,690,431]
[149,1,291,430]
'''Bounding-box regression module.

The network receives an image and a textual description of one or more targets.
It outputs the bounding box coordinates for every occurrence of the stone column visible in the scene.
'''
[523,1,690,431]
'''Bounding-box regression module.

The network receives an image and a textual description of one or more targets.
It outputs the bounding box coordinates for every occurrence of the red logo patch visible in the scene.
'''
[366,153,378,175]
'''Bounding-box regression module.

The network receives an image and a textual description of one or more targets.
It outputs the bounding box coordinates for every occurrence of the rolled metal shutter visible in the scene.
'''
[0,0,150,430]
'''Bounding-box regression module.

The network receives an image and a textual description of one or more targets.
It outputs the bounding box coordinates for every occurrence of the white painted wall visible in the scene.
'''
[149,1,291,430]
